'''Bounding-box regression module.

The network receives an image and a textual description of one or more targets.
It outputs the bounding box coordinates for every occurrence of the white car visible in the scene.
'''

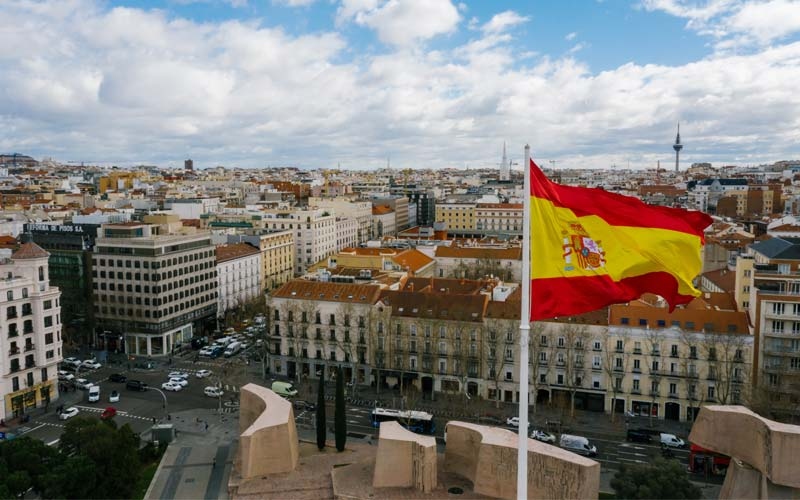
[75,378,94,390]
[63,357,82,368]
[168,371,189,379]
[204,386,224,397]
[506,417,530,428]
[195,369,212,378]
[168,377,188,387]
[58,370,75,382]
[82,360,102,370]
[59,407,80,420]
[531,430,556,444]
[199,347,213,357]
[161,382,183,392]
[109,390,120,403]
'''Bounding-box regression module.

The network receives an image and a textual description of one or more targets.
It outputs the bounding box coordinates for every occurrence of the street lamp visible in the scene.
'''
[147,386,168,418]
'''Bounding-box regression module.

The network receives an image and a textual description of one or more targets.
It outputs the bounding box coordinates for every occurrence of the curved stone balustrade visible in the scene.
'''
[238,383,299,479]
[372,421,437,492]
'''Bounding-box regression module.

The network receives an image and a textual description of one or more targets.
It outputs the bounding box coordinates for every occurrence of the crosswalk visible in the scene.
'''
[73,405,153,421]
[222,384,240,393]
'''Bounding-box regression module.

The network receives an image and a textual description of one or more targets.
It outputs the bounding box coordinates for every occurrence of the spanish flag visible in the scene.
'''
[530,158,712,321]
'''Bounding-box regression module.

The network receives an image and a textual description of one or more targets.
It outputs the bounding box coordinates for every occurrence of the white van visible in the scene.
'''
[216,336,233,347]
[660,433,686,449]
[88,385,101,403]
[559,434,597,457]
[271,381,298,398]
[224,341,241,357]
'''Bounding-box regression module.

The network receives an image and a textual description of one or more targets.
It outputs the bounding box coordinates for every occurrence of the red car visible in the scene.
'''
[100,407,117,420]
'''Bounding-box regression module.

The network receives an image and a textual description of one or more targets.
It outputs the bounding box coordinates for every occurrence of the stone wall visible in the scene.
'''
[372,421,437,492]
[238,383,299,479]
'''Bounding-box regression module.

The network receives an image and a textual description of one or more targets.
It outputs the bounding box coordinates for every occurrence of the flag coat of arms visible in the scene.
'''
[529,158,712,321]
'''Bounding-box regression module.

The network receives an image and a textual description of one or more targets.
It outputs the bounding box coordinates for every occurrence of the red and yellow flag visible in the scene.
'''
[530,158,712,321]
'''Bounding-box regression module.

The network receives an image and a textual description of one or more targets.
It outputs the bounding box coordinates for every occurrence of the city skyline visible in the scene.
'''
[2,0,800,169]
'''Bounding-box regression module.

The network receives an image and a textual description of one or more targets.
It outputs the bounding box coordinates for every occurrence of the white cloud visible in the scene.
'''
[337,0,460,47]
[641,0,800,49]
[565,31,577,41]
[1,0,800,169]
[481,10,529,34]
[273,0,316,6]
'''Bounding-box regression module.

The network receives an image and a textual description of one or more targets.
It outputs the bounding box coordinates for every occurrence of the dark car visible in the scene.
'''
[292,400,316,411]
[109,373,127,383]
[126,380,148,392]
[626,428,653,443]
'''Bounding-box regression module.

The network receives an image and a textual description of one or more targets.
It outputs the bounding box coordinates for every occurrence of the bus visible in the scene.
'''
[370,408,436,435]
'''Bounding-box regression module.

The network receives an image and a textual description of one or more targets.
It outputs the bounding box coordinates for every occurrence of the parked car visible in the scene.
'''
[126,380,148,392]
[100,407,117,420]
[168,377,188,387]
[506,417,530,428]
[199,347,214,357]
[271,381,298,398]
[660,433,686,449]
[626,429,653,443]
[204,386,224,398]
[292,400,316,411]
[559,434,597,457]
[195,369,212,378]
[63,357,81,368]
[109,373,127,383]
[168,371,189,379]
[81,359,102,370]
[162,381,182,392]
[75,378,94,390]
[531,429,556,444]
[58,370,75,382]
[59,407,80,420]
[109,390,120,403]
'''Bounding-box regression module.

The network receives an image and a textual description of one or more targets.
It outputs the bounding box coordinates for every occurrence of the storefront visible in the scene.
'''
[3,380,56,420]
[631,399,659,417]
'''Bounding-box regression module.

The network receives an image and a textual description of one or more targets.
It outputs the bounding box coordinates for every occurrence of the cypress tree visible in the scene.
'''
[316,372,326,450]
[334,366,346,451]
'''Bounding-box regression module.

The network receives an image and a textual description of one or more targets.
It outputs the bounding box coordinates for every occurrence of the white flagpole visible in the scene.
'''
[517,144,531,499]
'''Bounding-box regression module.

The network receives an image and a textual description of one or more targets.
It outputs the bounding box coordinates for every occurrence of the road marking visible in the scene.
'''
[348,420,361,424]
[618,457,647,464]
[21,423,46,434]
[617,450,649,457]
[47,439,60,446]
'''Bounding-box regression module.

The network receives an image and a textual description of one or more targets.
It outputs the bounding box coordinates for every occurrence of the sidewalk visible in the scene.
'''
[144,408,239,500]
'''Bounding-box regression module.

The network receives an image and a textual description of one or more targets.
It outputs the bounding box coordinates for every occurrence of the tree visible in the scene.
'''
[645,328,666,427]
[558,323,590,418]
[603,327,632,423]
[316,373,327,450]
[335,365,347,451]
[610,458,701,499]
[368,305,392,395]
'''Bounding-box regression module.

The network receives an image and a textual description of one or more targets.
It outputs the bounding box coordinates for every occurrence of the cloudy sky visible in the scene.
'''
[2,0,800,170]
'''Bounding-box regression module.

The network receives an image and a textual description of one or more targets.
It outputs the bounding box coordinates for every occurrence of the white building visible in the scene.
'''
[261,208,337,275]
[164,198,222,220]
[308,197,373,244]
[216,243,262,319]
[0,241,62,422]
[336,217,359,253]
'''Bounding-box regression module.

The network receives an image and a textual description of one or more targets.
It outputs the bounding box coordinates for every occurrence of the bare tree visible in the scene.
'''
[644,328,665,427]
[484,317,507,409]
[679,329,705,423]
[701,333,749,405]
[603,327,632,422]
[558,323,591,418]
[528,322,552,416]
[367,305,392,395]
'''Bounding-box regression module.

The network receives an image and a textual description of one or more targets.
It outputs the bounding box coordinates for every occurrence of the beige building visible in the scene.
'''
[226,229,295,291]
[308,196,373,244]
[92,215,218,356]
[1,241,62,421]
[435,203,476,232]
[260,208,336,275]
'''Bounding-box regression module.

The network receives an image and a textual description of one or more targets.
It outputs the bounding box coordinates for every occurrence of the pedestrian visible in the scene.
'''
[212,458,216,468]
[205,421,208,431]
[152,416,156,425]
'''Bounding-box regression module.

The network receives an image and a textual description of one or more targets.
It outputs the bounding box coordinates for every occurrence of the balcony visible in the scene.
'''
[631,388,642,395]
[687,372,699,379]
[632,368,642,374]
[7,312,17,319]
[592,365,602,371]
[24,343,35,352]
[613,366,624,372]
[25,360,35,368]
[633,348,642,355]
[615,347,624,353]
[8,331,18,339]
[668,392,679,399]
[9,365,20,373]
[707,374,717,381]
[649,390,660,397]
[8,347,19,356]
[650,369,662,376]
[670,352,679,359]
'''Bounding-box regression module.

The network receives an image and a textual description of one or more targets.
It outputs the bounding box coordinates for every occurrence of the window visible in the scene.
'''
[44,316,53,327]
[632,379,640,391]
[707,386,716,399]
[669,383,677,395]
[621,317,629,325]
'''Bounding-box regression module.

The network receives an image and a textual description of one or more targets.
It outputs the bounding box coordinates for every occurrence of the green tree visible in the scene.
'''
[610,458,702,499]
[41,455,97,499]
[5,471,31,499]
[0,436,59,497]
[335,365,346,452]
[316,373,327,450]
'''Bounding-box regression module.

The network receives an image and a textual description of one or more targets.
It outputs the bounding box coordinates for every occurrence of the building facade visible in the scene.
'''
[92,216,218,356]
[475,203,523,238]
[308,197,373,244]
[226,229,295,291]
[435,203,476,232]
[216,243,262,320]
[0,241,62,422]
[260,209,336,275]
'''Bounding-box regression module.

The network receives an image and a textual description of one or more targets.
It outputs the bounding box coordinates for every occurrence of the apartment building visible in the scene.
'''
[372,205,396,238]
[372,196,410,231]
[335,217,359,252]
[435,203,476,232]
[433,245,522,281]
[92,215,218,357]
[226,230,294,291]
[269,280,383,383]
[308,197,373,244]
[475,203,523,238]
[747,236,800,419]
[260,208,336,275]
[216,243,262,319]
[1,241,62,422]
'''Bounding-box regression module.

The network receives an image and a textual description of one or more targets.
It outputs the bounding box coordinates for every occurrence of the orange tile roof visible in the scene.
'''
[215,243,260,263]
[12,242,50,260]
[372,205,393,215]
[435,246,521,260]
[391,249,434,273]
[272,280,382,304]
[702,268,736,293]
[379,289,488,322]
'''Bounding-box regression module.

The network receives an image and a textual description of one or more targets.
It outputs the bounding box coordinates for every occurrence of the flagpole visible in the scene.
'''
[517,144,531,499]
